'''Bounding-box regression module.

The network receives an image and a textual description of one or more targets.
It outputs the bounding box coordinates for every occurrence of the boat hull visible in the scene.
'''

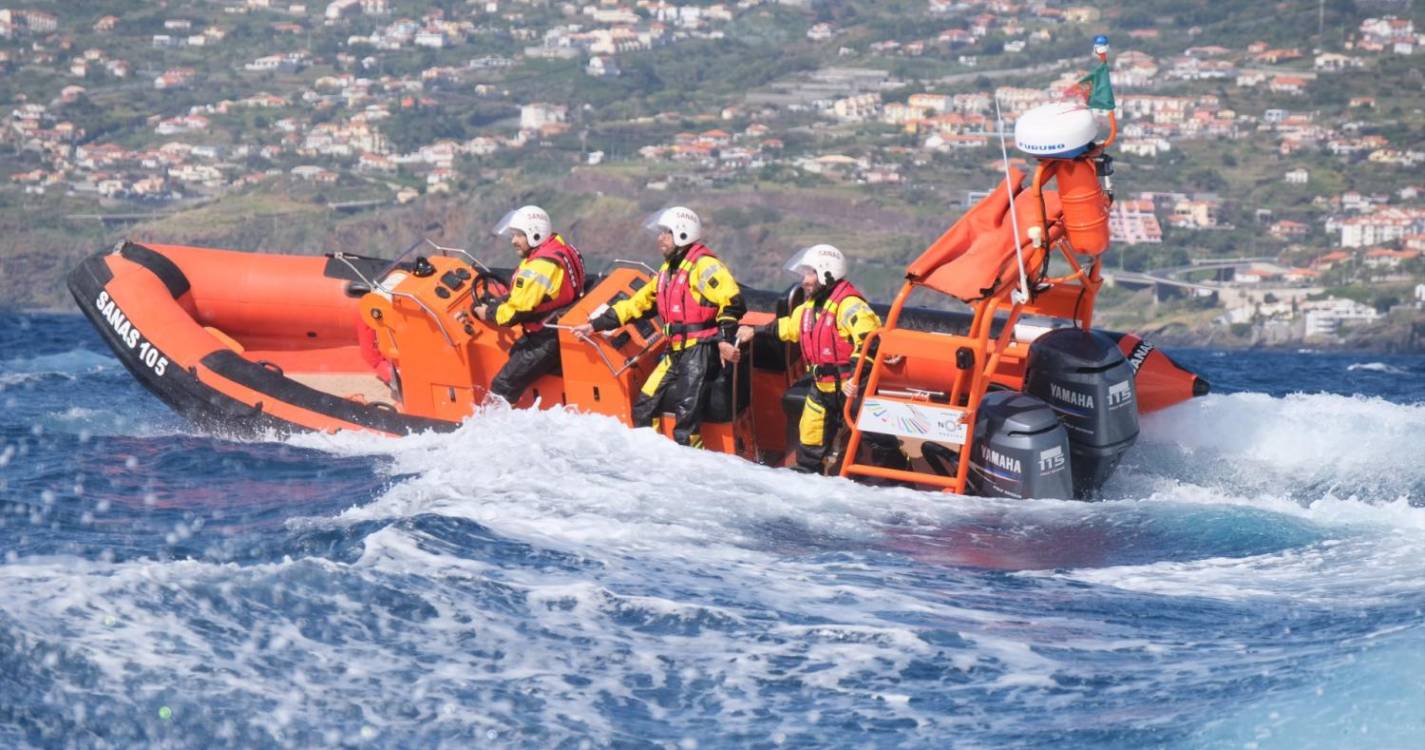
[68,242,453,436]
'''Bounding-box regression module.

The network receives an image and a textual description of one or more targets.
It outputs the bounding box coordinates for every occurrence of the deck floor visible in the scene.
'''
[287,371,397,407]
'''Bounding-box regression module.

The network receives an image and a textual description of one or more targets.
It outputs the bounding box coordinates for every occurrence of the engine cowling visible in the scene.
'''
[969,391,1075,500]
[1024,328,1139,498]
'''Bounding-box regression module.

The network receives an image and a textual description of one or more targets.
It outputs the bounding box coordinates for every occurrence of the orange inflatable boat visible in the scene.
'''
[68,95,1209,498]
[67,220,1205,498]
[67,239,1203,431]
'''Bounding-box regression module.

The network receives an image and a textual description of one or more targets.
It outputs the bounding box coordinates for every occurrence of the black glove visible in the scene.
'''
[589,307,622,332]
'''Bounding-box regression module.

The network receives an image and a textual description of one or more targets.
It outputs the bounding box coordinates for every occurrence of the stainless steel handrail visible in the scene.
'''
[425,239,496,276]
[611,258,657,275]
[332,251,456,347]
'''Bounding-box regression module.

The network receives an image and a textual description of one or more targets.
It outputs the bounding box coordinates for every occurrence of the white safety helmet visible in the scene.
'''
[643,206,702,247]
[784,244,847,286]
[493,204,552,245]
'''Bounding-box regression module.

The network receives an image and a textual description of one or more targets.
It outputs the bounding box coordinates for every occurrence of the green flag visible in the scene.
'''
[1078,61,1116,111]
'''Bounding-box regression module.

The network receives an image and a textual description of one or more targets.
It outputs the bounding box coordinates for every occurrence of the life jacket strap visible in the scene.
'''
[663,321,719,342]
[811,363,855,381]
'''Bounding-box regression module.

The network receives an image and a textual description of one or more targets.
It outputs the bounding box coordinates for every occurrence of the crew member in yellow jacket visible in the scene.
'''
[737,244,906,473]
[574,206,746,447]
[473,205,586,404]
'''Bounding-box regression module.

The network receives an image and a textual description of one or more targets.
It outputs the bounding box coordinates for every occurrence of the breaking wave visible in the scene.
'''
[1347,361,1410,375]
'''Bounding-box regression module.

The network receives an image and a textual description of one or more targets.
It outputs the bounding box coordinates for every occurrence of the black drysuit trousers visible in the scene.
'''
[489,329,561,404]
[632,342,724,447]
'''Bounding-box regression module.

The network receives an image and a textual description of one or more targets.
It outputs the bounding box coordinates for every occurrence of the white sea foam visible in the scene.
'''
[50,406,102,421]
[1140,392,1425,470]
[0,525,1013,744]
[285,393,1425,562]
[1034,530,1425,605]
[0,403,1166,744]
[291,403,1001,554]
[7,377,1424,746]
[292,401,1425,690]
[1127,392,1425,504]
[1346,361,1409,375]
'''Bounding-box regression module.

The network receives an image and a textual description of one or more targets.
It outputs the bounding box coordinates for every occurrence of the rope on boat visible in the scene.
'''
[993,95,1031,306]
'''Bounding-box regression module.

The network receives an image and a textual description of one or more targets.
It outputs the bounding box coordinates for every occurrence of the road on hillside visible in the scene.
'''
[933,56,1077,86]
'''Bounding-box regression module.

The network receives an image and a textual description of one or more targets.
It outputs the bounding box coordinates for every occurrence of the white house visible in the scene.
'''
[1302,297,1380,337]
[519,103,566,131]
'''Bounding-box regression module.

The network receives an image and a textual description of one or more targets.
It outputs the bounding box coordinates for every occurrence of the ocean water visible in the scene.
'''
[2,312,1423,749]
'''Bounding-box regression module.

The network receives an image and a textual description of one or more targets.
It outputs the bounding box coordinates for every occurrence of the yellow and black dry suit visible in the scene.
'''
[589,242,745,447]
[759,281,904,473]
[488,234,585,403]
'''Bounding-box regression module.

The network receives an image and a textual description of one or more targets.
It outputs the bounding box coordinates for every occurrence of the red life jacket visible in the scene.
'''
[521,234,585,332]
[655,243,721,345]
[799,280,866,384]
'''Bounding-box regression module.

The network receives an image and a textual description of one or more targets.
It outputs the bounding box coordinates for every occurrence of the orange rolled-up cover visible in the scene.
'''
[906,168,1066,303]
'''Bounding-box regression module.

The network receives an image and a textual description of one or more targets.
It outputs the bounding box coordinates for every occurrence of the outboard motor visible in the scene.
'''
[1024,328,1139,498]
[968,391,1074,499]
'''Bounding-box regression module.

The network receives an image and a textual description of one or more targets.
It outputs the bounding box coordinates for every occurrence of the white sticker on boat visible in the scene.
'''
[856,398,967,445]
[95,290,168,377]
[374,271,408,301]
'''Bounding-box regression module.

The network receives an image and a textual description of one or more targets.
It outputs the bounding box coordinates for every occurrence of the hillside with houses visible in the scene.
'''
[2,0,1424,349]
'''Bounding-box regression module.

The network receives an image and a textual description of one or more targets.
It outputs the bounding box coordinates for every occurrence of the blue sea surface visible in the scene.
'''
[2,312,1424,749]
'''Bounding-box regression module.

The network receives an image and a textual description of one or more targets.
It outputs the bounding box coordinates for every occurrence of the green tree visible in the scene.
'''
[1373,294,1400,313]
